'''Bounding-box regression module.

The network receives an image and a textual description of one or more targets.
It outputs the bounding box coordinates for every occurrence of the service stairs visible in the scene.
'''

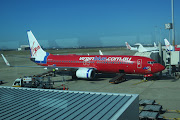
[109,73,126,84]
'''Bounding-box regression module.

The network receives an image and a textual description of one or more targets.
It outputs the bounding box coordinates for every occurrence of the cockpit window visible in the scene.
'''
[147,61,157,64]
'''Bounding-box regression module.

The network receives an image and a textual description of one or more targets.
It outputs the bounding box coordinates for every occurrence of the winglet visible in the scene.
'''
[1,54,10,66]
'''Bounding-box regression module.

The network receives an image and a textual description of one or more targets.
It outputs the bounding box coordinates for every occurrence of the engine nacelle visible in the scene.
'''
[76,68,96,79]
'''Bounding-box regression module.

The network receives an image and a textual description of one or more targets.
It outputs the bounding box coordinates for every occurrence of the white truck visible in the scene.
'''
[12,76,54,88]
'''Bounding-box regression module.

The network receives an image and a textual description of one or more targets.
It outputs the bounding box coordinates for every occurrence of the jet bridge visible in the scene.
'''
[134,52,160,63]
[163,51,180,78]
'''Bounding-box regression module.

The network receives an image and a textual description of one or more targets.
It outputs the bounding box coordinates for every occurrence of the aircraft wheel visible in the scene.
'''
[174,73,180,79]
[114,80,118,84]
[72,75,77,79]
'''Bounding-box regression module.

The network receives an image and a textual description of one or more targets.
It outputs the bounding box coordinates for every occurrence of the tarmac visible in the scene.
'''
[0,48,180,118]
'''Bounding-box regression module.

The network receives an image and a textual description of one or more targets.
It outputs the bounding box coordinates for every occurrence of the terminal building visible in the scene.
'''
[0,86,139,120]
[17,45,30,51]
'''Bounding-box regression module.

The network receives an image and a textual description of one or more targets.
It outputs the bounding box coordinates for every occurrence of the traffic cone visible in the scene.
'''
[63,85,65,90]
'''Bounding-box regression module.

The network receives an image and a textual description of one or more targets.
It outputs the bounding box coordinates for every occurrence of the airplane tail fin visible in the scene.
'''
[164,38,170,48]
[125,42,131,50]
[154,42,157,48]
[164,38,174,51]
[27,30,49,63]
[99,50,103,55]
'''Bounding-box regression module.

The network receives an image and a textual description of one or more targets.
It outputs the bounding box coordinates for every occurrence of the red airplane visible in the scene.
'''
[1,30,165,80]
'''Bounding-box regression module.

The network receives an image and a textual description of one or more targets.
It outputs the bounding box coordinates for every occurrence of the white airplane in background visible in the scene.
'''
[99,50,103,55]
[125,42,138,51]
[135,43,158,53]
[164,38,175,51]
[125,42,158,52]
[154,42,157,48]
[87,50,103,55]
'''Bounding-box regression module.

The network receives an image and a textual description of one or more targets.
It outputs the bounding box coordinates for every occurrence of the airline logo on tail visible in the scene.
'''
[164,38,174,51]
[31,41,41,56]
[164,38,170,48]
[125,42,138,51]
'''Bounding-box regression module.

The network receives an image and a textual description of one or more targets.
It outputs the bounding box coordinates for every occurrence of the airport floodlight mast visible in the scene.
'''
[171,0,175,46]
[165,23,172,75]
[165,0,175,47]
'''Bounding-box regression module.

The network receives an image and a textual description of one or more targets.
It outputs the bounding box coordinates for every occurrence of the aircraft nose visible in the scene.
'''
[156,64,165,72]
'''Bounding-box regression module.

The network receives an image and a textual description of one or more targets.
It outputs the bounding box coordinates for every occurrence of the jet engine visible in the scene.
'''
[76,68,96,79]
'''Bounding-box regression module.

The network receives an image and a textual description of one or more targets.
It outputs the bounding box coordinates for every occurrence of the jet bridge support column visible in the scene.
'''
[169,51,172,76]
[159,42,163,78]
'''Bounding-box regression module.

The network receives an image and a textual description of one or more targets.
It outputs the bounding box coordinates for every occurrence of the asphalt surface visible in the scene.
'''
[0,48,180,118]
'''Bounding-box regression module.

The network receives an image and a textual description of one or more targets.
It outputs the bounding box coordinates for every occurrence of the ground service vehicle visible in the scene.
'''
[12,76,53,88]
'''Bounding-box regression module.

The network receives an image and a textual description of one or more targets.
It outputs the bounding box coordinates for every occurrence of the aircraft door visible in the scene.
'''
[83,60,90,66]
[137,59,142,68]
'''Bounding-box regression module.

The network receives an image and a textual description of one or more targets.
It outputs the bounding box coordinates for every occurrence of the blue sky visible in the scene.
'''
[0,0,179,49]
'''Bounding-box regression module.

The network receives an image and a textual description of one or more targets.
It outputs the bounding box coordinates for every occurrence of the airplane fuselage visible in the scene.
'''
[36,54,164,75]
[25,30,165,79]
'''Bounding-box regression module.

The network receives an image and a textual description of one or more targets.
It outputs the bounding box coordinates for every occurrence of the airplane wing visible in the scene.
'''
[1,54,96,70]
[1,54,10,66]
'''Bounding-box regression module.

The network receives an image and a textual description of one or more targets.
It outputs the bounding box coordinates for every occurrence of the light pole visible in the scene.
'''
[171,0,175,46]
[160,28,161,44]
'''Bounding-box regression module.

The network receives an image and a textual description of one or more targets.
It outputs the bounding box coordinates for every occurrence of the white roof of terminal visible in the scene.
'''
[0,86,138,120]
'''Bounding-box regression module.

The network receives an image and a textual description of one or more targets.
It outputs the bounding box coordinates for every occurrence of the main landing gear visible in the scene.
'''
[143,74,153,80]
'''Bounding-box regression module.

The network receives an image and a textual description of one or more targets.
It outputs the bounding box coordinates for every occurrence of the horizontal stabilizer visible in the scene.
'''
[1,54,96,70]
